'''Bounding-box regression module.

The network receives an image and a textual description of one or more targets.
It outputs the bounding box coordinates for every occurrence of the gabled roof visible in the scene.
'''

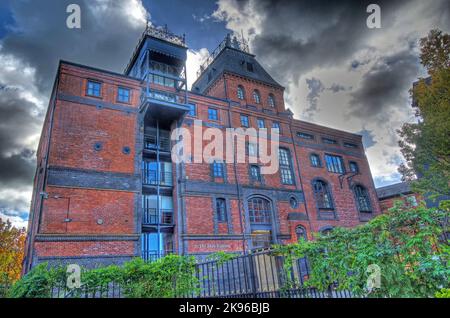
[376,182,412,199]
[192,46,283,94]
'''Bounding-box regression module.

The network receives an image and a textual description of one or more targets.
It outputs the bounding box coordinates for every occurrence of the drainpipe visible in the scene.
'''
[288,117,313,236]
[222,73,247,255]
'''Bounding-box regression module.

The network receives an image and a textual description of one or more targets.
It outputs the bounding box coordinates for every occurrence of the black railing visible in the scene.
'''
[144,135,171,152]
[142,169,173,187]
[142,250,174,262]
[50,249,354,298]
[142,208,173,225]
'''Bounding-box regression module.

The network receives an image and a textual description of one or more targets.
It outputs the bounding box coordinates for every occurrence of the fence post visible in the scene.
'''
[248,253,258,298]
[327,284,334,298]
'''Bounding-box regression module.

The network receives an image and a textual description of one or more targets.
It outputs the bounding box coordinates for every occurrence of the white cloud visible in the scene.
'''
[186,48,210,90]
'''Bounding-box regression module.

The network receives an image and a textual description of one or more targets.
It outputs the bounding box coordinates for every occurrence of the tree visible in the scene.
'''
[398,29,450,200]
[274,202,449,298]
[0,218,26,295]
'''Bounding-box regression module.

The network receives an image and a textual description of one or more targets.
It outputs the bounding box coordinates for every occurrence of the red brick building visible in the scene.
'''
[23,25,381,272]
[377,182,422,213]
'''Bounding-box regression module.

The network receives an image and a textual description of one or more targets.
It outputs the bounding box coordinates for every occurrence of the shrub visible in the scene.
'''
[273,201,449,298]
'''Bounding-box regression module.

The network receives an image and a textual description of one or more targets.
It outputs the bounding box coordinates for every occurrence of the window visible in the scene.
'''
[268,94,275,107]
[325,154,345,174]
[216,198,227,222]
[247,142,258,157]
[349,161,359,173]
[272,122,280,131]
[208,108,218,120]
[289,196,298,209]
[297,132,314,140]
[212,161,224,178]
[188,103,196,117]
[250,165,262,182]
[296,225,307,241]
[247,62,254,72]
[117,87,130,103]
[257,118,265,128]
[240,115,249,127]
[310,154,321,167]
[253,90,261,104]
[237,85,245,100]
[87,80,101,97]
[248,197,271,223]
[353,185,371,212]
[313,180,334,210]
[344,142,358,149]
[279,148,294,185]
[322,137,337,145]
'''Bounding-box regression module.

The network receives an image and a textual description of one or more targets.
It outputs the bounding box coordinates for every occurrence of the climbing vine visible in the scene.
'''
[273,201,449,297]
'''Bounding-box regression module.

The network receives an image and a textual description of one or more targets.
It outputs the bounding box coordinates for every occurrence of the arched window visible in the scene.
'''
[310,154,321,167]
[248,197,271,224]
[248,197,272,249]
[253,90,261,104]
[313,180,334,210]
[268,94,275,107]
[354,185,371,212]
[289,196,298,209]
[237,85,245,100]
[296,225,307,241]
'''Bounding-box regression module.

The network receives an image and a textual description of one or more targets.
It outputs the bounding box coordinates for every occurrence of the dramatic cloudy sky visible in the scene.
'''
[0,0,448,228]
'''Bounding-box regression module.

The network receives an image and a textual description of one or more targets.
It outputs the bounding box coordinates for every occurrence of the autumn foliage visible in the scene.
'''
[0,218,26,294]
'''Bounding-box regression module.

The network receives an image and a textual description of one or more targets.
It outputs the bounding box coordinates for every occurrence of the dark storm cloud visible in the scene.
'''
[0,89,42,187]
[356,129,377,149]
[2,0,146,94]
[329,83,350,93]
[304,77,324,117]
[0,0,147,223]
[249,0,406,84]
[348,48,420,119]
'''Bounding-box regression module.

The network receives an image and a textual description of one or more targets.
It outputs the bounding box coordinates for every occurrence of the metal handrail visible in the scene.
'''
[142,208,174,225]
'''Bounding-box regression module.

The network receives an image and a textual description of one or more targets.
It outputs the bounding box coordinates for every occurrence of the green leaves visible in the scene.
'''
[273,202,449,297]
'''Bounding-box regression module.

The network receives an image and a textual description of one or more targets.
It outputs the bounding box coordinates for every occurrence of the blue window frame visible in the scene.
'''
[313,180,334,210]
[216,198,227,222]
[322,137,337,145]
[250,165,262,182]
[208,108,218,121]
[272,122,280,131]
[257,118,265,128]
[253,90,261,104]
[188,103,196,117]
[325,154,345,174]
[87,80,101,97]
[240,115,249,127]
[344,142,358,149]
[268,94,275,107]
[279,148,294,185]
[310,154,321,167]
[117,87,130,103]
[212,161,224,178]
[297,132,314,140]
[349,161,359,173]
[237,85,245,100]
[354,185,371,212]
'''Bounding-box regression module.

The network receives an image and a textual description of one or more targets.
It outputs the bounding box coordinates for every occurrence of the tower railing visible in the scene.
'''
[197,33,250,78]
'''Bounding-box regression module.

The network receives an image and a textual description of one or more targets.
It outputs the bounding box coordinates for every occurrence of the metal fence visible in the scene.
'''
[51,249,353,298]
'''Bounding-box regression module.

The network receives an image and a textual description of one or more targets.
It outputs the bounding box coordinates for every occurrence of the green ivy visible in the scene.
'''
[9,255,199,298]
[273,201,449,298]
